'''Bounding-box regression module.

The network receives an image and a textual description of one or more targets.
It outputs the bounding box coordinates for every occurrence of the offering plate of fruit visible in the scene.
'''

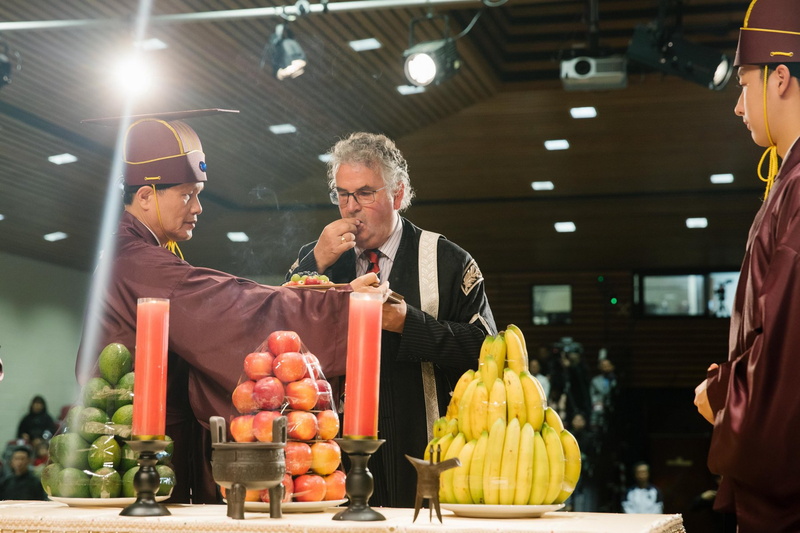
[439,503,563,519]
[49,495,171,508]
[283,271,403,303]
[43,343,175,506]
[283,273,340,287]
[243,498,348,513]
[425,325,579,519]
[226,330,348,511]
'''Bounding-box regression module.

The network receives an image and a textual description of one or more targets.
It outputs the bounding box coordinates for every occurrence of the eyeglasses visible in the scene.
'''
[329,186,388,206]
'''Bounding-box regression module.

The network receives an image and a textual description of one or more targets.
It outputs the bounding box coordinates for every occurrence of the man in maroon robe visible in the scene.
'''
[694,2,800,530]
[76,110,382,503]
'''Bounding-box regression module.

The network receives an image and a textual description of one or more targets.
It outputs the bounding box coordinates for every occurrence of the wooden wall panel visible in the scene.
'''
[484,270,729,389]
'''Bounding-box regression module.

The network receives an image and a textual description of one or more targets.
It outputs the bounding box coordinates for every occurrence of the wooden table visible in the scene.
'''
[0,500,685,533]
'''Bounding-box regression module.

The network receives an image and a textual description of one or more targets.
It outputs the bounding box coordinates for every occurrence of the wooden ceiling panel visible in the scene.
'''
[0,0,758,278]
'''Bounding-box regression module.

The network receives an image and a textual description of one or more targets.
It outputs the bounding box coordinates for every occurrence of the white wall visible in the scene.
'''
[0,252,288,447]
[0,251,88,445]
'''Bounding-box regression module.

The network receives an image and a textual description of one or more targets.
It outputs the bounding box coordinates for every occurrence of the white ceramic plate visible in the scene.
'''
[49,495,170,507]
[243,498,347,513]
[439,503,564,518]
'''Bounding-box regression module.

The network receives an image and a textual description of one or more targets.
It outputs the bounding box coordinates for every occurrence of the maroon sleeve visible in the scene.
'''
[707,243,800,497]
[706,361,732,414]
[164,268,351,426]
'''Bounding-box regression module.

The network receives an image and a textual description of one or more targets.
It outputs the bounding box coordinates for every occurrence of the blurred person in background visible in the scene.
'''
[590,358,618,433]
[16,395,56,443]
[0,445,46,501]
[31,440,49,474]
[567,412,597,512]
[622,462,663,514]
[529,357,551,400]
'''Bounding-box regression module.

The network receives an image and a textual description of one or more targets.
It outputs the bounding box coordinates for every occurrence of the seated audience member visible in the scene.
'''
[0,445,46,501]
[31,440,49,474]
[622,462,663,514]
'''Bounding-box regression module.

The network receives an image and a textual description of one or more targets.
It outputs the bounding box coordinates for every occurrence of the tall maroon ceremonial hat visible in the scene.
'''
[83,108,239,187]
[734,0,800,67]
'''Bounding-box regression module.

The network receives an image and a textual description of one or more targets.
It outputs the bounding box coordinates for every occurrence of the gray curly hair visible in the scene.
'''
[326,132,415,211]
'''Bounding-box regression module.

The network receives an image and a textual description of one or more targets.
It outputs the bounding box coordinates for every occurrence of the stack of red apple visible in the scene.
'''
[229,330,345,504]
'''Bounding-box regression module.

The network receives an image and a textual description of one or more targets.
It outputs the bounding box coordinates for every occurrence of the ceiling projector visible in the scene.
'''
[560,55,627,91]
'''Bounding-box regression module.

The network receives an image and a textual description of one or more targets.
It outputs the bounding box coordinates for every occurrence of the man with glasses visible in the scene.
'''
[77,112,384,504]
[287,132,496,508]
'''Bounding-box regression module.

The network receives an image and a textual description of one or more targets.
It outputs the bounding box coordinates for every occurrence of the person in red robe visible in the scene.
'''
[76,110,383,503]
[693,2,800,530]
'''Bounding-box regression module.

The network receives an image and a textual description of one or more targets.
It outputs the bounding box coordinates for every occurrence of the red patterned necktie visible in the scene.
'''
[364,249,381,276]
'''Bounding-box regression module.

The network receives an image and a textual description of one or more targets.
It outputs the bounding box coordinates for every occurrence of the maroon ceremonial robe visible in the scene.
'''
[706,140,800,532]
[77,212,350,503]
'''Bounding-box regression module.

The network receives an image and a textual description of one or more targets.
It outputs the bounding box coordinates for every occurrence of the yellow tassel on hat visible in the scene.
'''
[151,185,186,260]
[165,240,185,260]
[758,145,779,199]
[759,65,780,199]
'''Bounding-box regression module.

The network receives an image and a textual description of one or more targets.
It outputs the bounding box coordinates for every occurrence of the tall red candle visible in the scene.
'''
[343,292,383,438]
[132,298,169,439]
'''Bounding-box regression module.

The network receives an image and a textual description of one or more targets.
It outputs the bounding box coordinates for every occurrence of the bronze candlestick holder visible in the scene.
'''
[332,438,385,521]
[120,439,171,516]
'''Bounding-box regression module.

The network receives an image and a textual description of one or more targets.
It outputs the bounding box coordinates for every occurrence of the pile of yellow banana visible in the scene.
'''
[425,325,581,506]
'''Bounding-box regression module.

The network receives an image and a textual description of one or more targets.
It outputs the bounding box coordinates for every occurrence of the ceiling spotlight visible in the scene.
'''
[403,14,461,87]
[265,23,306,81]
[627,23,733,90]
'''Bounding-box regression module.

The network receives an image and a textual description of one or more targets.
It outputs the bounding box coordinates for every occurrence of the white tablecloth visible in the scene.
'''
[0,500,685,533]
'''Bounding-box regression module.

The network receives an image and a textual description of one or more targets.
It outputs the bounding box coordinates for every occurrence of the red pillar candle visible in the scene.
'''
[132,298,170,439]
[343,292,383,438]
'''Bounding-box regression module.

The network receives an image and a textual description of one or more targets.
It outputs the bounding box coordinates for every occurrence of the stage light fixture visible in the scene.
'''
[627,23,732,91]
[402,14,461,87]
[266,23,306,80]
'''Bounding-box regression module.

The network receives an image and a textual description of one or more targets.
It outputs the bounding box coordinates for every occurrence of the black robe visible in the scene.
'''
[288,217,496,507]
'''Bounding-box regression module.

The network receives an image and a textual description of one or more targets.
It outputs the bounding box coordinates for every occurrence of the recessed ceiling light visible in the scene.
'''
[269,124,297,135]
[554,221,576,233]
[544,139,570,151]
[135,38,168,51]
[531,181,555,191]
[710,173,734,184]
[349,38,382,52]
[43,231,68,242]
[0,214,5,221]
[318,154,332,163]
[396,85,426,95]
[48,153,78,165]
[686,217,708,228]
[570,106,597,119]
[227,232,250,242]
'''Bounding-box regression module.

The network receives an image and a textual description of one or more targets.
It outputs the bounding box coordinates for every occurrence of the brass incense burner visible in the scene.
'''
[210,415,287,519]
